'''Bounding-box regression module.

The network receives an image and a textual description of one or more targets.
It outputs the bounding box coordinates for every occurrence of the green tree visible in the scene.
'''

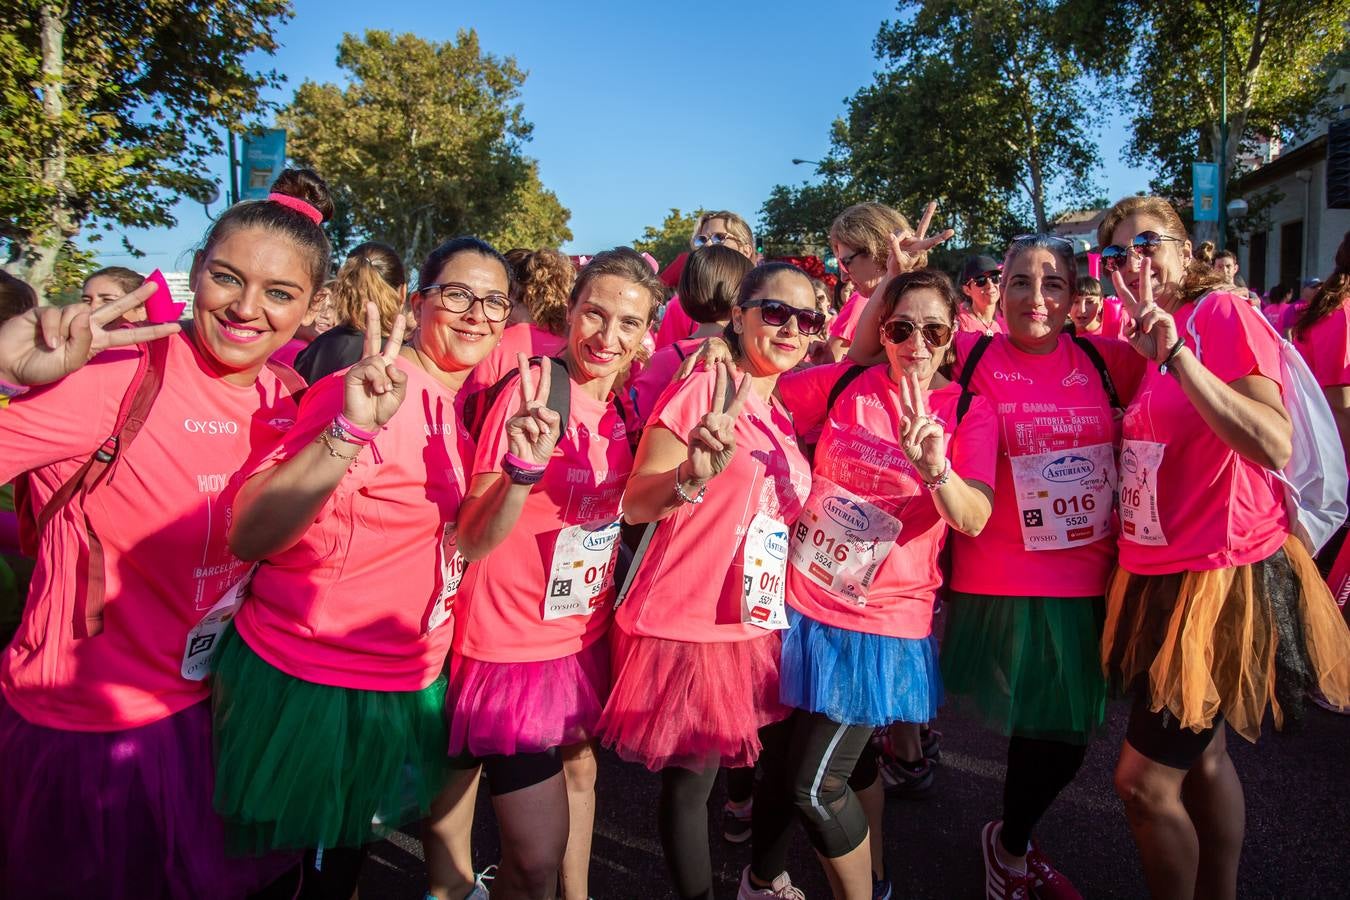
[632,208,704,268]
[757,176,858,257]
[281,30,570,270]
[1,0,291,299]
[1118,0,1349,242]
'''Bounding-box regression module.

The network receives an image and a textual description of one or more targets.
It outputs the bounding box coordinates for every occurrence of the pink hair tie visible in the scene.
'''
[267,192,323,225]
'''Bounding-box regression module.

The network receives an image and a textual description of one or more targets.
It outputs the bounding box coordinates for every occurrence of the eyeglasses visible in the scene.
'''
[738,298,827,336]
[1012,233,1075,248]
[880,319,953,347]
[693,231,743,248]
[418,282,512,322]
[1100,231,1182,274]
[966,273,1000,288]
[838,248,868,272]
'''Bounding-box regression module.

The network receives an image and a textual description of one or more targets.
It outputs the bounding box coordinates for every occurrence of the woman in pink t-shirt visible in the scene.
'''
[210,237,513,899]
[599,262,823,900]
[655,212,757,350]
[772,269,996,899]
[433,248,662,900]
[0,170,331,899]
[627,244,753,434]
[1098,198,1350,899]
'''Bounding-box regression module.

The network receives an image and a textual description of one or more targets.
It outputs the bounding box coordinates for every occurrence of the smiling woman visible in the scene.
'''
[0,168,329,899]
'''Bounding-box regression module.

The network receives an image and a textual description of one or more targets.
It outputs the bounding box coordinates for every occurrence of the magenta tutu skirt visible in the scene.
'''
[448,638,610,756]
[597,627,791,772]
[0,696,294,900]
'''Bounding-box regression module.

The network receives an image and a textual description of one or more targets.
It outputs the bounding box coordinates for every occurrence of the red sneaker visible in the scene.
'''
[981,821,1033,900]
[1026,842,1083,900]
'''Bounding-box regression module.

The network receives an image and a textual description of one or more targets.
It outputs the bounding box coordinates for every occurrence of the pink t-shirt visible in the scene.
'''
[627,338,703,429]
[956,308,1006,336]
[1294,297,1350,387]
[233,358,473,691]
[949,332,1145,597]
[1100,297,1126,339]
[614,367,811,643]
[829,293,866,343]
[0,333,298,730]
[453,367,634,663]
[465,323,567,396]
[270,338,307,369]
[655,295,697,349]
[1119,292,1289,575]
[1280,302,1306,335]
[779,365,997,638]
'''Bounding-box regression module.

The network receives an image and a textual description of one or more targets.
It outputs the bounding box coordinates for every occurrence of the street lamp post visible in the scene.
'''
[1218,3,1229,251]
[791,158,822,167]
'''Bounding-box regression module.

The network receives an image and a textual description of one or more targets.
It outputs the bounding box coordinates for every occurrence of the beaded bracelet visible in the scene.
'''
[923,459,952,491]
[333,413,378,444]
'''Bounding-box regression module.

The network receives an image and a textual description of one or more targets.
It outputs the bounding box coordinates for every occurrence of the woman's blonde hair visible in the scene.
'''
[1096,197,1225,307]
[516,248,576,336]
[330,241,407,334]
[829,202,927,270]
[690,210,754,253]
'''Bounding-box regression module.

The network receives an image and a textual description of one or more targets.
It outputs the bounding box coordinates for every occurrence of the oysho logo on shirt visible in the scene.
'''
[993,371,1033,384]
[184,418,239,435]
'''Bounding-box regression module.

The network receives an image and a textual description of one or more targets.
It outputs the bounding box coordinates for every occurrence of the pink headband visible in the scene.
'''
[267,192,323,225]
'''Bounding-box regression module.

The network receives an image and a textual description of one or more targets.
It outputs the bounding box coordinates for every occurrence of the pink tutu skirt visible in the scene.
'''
[0,696,294,900]
[447,637,610,756]
[597,627,791,772]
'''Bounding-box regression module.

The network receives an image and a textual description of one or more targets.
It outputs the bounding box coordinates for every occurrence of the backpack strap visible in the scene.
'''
[613,518,658,610]
[1070,336,1123,410]
[37,337,171,638]
[825,364,867,413]
[955,333,994,425]
[463,356,572,437]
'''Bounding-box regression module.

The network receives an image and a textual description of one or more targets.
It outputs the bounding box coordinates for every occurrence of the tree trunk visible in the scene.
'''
[17,3,77,302]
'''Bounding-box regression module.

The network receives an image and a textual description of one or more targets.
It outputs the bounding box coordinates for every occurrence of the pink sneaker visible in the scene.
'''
[981,821,1032,900]
[1025,842,1082,900]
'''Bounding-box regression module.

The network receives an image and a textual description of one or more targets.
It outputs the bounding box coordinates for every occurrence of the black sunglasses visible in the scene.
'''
[738,298,827,336]
[881,319,953,347]
[966,273,1000,288]
[1100,231,1182,273]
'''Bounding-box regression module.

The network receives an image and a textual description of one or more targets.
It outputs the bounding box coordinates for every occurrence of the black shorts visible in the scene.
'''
[1125,692,1222,770]
[449,746,563,796]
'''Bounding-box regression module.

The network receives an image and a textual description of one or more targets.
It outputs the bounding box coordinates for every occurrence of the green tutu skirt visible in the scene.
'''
[940,592,1106,744]
[211,626,452,852]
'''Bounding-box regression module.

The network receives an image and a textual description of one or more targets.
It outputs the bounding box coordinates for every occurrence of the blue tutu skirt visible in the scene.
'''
[779,608,942,726]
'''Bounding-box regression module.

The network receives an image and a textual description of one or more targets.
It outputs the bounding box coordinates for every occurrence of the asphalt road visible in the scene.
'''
[362,667,1350,899]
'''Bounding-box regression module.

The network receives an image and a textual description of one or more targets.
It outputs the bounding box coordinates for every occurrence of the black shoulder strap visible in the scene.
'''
[1071,336,1122,410]
[544,357,571,426]
[825,364,867,412]
[463,355,571,437]
[613,519,658,610]
[671,342,689,362]
[955,333,994,425]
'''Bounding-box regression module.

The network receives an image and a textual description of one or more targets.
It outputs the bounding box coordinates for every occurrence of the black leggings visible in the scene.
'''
[1000,736,1088,855]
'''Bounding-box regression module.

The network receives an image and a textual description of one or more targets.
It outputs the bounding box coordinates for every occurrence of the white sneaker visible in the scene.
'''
[466,864,497,899]
[737,865,806,899]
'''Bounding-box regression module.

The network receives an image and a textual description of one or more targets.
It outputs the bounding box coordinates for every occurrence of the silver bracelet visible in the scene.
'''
[923,459,951,491]
[674,462,707,505]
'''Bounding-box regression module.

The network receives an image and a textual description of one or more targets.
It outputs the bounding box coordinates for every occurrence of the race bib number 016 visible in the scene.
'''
[788,478,902,605]
[1119,439,1168,546]
[544,519,621,620]
[427,524,466,634]
[1009,443,1116,552]
[742,512,790,630]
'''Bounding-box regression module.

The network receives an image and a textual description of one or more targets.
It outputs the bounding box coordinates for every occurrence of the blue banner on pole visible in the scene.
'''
[1192,162,1219,222]
[240,129,287,200]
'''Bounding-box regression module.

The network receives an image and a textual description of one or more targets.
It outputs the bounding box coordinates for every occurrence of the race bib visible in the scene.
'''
[544,519,621,620]
[789,477,902,605]
[1119,439,1168,546]
[1009,443,1117,551]
[742,512,790,630]
[181,566,255,681]
[426,524,466,633]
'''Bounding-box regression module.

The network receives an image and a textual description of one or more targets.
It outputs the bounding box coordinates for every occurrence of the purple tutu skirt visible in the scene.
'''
[597,627,791,772]
[447,638,610,756]
[0,696,294,900]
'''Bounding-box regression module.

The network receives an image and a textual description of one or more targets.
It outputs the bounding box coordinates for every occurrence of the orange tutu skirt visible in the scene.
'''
[1103,536,1350,742]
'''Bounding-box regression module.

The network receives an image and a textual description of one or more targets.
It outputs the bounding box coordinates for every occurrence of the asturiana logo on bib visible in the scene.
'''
[764,529,789,559]
[822,496,869,532]
[1041,455,1095,483]
[582,525,620,551]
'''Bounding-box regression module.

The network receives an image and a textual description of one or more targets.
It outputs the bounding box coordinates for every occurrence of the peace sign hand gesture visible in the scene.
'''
[898,370,947,482]
[342,302,409,430]
[685,361,752,483]
[505,353,563,466]
[1111,257,1179,364]
[887,201,957,277]
[0,281,183,387]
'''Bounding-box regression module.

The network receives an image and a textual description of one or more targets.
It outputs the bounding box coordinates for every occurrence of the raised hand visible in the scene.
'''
[342,302,408,430]
[505,352,563,466]
[685,360,752,483]
[674,335,732,381]
[1111,256,1179,363]
[898,370,947,481]
[888,201,957,276]
[0,281,183,387]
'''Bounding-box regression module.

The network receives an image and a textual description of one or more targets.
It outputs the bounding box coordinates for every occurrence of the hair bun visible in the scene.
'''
[269,168,335,224]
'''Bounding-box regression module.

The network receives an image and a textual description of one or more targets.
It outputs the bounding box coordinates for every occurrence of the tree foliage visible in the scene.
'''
[281,30,570,270]
[757,177,858,257]
[631,208,704,268]
[1,0,291,297]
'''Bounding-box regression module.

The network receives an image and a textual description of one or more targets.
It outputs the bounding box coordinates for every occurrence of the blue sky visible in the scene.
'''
[91,0,1154,271]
